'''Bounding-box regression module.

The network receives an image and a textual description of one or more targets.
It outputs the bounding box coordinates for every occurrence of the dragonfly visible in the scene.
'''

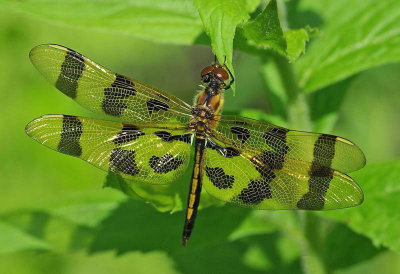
[26,44,366,246]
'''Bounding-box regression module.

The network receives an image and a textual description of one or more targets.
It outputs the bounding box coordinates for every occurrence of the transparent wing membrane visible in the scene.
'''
[26,44,365,212]
[26,115,193,184]
[203,115,365,210]
[29,44,192,124]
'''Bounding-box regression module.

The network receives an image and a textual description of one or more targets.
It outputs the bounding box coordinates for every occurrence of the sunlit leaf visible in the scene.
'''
[0,0,203,44]
[242,0,286,55]
[241,0,311,62]
[194,0,259,93]
[296,0,400,92]
[285,28,312,63]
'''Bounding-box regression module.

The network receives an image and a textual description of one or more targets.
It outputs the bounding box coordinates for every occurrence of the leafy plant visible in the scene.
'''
[1,0,400,273]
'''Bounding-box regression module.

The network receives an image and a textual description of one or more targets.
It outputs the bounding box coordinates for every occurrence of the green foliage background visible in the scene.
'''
[1,0,400,273]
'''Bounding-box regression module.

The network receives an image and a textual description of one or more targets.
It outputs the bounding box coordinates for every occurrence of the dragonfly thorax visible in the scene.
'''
[191,89,223,134]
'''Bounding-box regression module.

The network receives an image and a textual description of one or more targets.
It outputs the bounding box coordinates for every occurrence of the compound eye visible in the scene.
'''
[202,74,210,83]
[201,65,214,77]
[214,66,229,81]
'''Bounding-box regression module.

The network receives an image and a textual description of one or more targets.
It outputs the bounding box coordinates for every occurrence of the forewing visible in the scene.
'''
[202,115,365,210]
[212,115,366,174]
[29,44,192,123]
[26,115,193,184]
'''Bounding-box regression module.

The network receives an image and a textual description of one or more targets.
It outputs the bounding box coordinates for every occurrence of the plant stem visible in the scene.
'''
[270,53,328,274]
[270,53,311,130]
[297,211,329,274]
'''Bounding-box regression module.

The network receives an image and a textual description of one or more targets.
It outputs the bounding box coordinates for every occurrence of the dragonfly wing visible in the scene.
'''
[202,115,365,210]
[26,115,193,184]
[212,115,366,174]
[30,44,192,124]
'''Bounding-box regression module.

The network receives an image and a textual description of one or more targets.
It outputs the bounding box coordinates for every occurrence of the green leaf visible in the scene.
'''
[321,160,400,253]
[284,28,312,63]
[104,173,187,213]
[104,170,224,213]
[89,200,249,252]
[50,202,120,228]
[193,0,258,94]
[0,0,203,44]
[241,0,311,62]
[322,222,382,271]
[56,251,181,274]
[31,190,126,227]
[296,0,400,92]
[308,76,355,133]
[242,0,286,56]
[0,221,52,252]
[336,251,400,274]
[259,60,288,118]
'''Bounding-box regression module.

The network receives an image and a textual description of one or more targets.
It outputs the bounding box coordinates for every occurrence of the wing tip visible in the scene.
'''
[337,136,367,172]
[29,44,70,62]
[337,171,364,208]
[25,114,64,136]
[25,115,45,137]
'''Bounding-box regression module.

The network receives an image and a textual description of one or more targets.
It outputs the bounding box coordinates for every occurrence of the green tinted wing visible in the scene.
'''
[26,115,193,184]
[212,115,366,174]
[202,115,365,210]
[29,44,192,124]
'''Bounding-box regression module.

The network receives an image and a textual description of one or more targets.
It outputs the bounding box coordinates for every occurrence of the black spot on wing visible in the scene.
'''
[250,156,276,181]
[154,131,171,142]
[263,128,289,151]
[206,139,240,158]
[205,166,234,189]
[55,50,85,98]
[109,148,139,176]
[297,134,336,210]
[238,180,272,205]
[102,73,137,116]
[225,147,241,157]
[296,175,333,210]
[258,150,286,170]
[251,128,289,171]
[57,115,82,156]
[230,126,250,144]
[154,131,192,144]
[176,133,192,144]
[149,153,183,174]
[146,99,170,115]
[206,138,222,151]
[113,124,145,145]
[113,73,136,91]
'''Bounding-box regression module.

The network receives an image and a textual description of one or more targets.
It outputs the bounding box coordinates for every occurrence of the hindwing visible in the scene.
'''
[26,115,193,184]
[203,115,365,210]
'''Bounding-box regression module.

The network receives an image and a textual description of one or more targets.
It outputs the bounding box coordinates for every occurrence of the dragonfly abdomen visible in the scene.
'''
[182,135,206,246]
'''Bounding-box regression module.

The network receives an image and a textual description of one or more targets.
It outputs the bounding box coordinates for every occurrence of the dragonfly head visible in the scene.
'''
[200,64,232,94]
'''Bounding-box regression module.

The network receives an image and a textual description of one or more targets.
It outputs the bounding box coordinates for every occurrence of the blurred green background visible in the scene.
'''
[1,0,400,273]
